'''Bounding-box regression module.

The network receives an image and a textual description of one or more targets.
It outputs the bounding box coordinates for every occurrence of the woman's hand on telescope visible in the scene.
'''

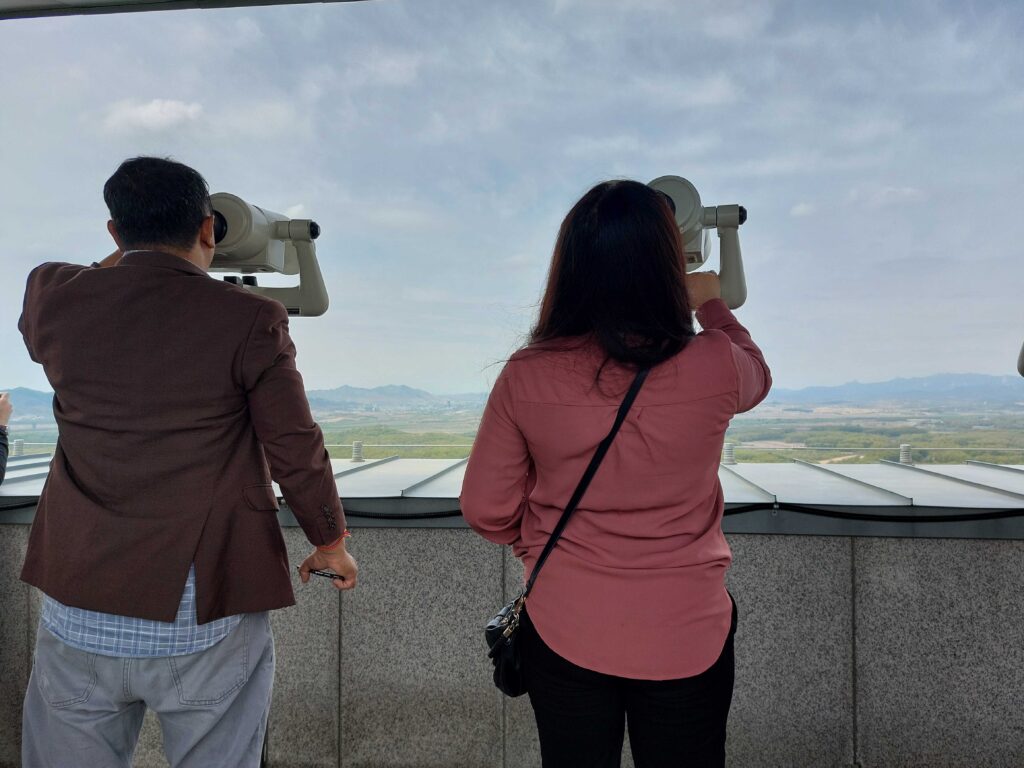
[685,271,721,310]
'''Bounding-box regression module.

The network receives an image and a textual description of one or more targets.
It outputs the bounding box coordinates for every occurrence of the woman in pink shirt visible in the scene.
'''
[461,179,771,767]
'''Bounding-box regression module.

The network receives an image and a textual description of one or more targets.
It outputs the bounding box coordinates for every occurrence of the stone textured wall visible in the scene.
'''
[1,525,1023,767]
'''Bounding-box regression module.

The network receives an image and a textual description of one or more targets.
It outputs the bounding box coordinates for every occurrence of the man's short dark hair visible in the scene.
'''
[103,157,212,251]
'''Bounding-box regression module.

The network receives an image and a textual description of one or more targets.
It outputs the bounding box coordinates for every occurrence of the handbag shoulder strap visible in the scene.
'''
[522,366,650,600]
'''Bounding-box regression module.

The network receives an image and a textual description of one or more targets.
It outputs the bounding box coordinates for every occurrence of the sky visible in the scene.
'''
[1,0,1023,394]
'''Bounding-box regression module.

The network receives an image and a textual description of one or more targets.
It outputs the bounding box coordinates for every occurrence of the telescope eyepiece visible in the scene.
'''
[738,206,747,226]
[310,221,321,240]
[213,210,228,243]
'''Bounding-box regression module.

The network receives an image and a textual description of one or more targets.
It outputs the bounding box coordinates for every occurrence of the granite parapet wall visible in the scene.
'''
[1,525,1022,767]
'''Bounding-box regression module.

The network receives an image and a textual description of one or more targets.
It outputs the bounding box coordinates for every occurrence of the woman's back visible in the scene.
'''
[462,298,770,679]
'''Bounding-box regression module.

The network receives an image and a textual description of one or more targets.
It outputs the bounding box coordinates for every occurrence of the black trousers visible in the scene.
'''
[521,598,737,768]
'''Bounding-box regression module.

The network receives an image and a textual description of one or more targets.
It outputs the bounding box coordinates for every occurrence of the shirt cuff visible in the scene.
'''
[694,298,732,329]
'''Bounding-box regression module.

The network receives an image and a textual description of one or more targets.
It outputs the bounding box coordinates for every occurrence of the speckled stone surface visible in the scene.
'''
[267,527,339,768]
[340,528,503,767]
[132,711,169,768]
[0,527,29,768]
[855,538,1024,767]
[725,534,855,768]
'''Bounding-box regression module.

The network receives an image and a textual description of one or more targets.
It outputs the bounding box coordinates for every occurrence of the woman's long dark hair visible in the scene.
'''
[530,179,695,369]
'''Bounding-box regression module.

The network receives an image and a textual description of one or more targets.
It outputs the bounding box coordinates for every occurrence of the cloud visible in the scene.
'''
[345,49,423,88]
[564,135,642,158]
[700,4,774,42]
[633,72,742,109]
[172,16,265,53]
[362,205,444,232]
[551,0,659,13]
[563,133,720,162]
[416,112,452,144]
[103,99,203,133]
[212,100,306,139]
[3,0,1024,393]
[836,117,903,146]
[848,185,925,207]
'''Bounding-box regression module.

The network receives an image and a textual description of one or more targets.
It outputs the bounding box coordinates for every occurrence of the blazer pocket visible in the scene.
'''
[244,484,280,512]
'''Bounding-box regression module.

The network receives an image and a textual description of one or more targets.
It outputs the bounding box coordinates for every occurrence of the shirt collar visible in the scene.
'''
[118,250,209,277]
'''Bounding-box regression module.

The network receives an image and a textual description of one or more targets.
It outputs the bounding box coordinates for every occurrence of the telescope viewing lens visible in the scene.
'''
[310,221,321,240]
[213,210,228,243]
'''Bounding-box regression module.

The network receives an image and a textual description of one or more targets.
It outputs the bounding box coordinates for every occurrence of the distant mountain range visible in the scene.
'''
[766,373,1024,406]
[305,384,486,412]
[306,384,436,411]
[1,383,487,421]
[0,387,58,421]
[4,374,1023,422]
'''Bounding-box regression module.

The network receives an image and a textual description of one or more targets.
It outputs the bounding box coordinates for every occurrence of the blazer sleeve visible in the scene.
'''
[696,298,772,413]
[19,262,90,363]
[241,299,344,546]
[460,365,533,545]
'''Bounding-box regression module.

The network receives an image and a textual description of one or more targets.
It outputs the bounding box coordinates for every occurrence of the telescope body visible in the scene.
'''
[209,192,329,317]
[648,175,748,309]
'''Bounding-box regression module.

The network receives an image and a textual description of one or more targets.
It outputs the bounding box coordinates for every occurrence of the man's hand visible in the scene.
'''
[685,271,721,311]
[299,541,358,591]
[0,392,12,427]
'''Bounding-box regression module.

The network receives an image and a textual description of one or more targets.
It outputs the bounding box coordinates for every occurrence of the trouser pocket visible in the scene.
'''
[34,629,99,708]
[167,615,251,706]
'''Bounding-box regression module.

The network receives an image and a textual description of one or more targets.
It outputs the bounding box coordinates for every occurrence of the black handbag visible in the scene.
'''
[485,367,650,697]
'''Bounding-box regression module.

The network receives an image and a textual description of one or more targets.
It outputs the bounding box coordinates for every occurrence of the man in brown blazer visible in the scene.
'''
[19,156,357,767]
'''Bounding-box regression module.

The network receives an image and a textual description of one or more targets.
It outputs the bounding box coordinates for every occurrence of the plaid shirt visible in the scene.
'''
[40,565,242,657]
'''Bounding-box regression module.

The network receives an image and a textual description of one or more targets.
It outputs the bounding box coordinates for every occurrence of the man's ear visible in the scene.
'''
[199,215,216,250]
[107,220,124,249]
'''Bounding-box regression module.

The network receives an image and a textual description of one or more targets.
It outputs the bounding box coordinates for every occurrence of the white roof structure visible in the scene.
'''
[4,454,1024,539]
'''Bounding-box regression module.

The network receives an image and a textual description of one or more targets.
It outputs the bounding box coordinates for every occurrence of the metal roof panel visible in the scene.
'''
[728,462,912,506]
[824,464,1023,508]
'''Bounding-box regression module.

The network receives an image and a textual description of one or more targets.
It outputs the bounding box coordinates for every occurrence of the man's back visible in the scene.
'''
[20,156,356,768]
[20,250,342,623]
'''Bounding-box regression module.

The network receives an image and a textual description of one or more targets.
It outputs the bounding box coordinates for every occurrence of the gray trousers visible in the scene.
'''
[23,612,274,768]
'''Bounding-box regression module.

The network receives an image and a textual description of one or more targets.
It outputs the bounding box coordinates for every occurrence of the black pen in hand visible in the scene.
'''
[296,565,347,581]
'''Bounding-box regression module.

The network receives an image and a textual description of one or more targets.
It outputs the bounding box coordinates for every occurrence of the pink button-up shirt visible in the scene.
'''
[461,299,771,680]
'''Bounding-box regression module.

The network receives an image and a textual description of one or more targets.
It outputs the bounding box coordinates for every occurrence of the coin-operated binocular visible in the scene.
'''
[208,193,329,316]
[648,176,747,309]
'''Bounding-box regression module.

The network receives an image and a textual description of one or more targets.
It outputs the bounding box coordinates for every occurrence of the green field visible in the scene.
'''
[3,423,477,461]
[8,408,1024,465]
[724,410,1024,464]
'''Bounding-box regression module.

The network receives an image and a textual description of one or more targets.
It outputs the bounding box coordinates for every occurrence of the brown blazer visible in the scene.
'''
[18,251,344,623]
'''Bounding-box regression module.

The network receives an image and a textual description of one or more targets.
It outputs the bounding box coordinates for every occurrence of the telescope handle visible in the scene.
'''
[716,226,747,309]
[244,240,329,317]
